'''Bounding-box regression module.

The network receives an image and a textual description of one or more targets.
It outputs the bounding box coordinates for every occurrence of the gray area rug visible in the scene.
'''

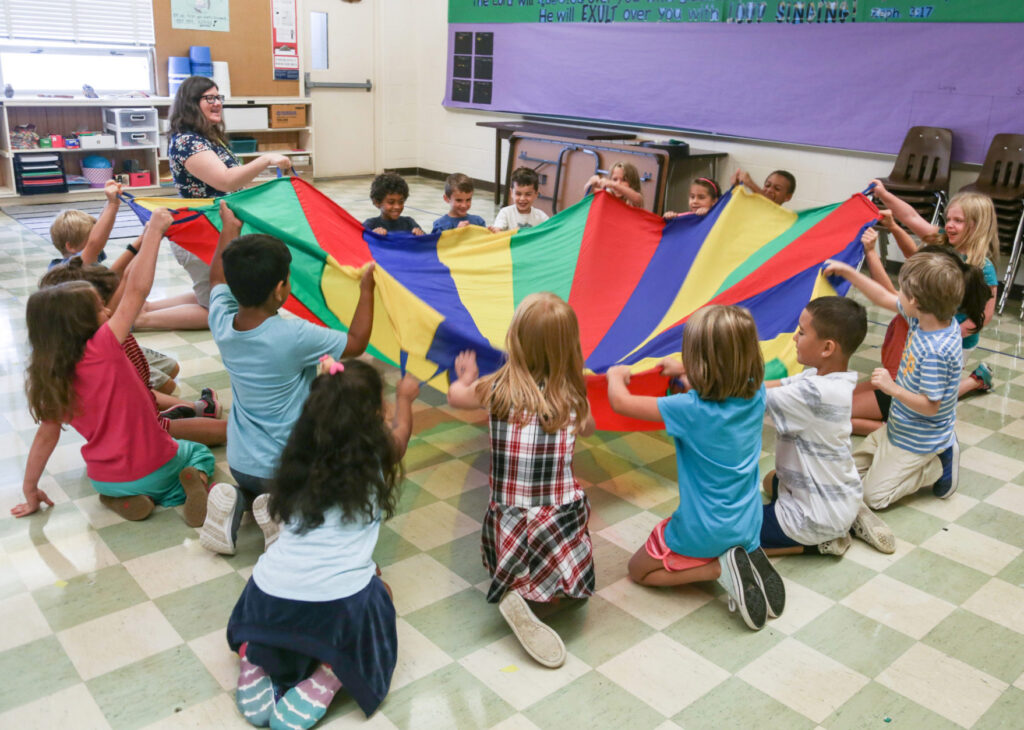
[1,200,145,244]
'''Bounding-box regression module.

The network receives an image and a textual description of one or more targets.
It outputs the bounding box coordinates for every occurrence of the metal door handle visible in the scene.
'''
[304,73,372,95]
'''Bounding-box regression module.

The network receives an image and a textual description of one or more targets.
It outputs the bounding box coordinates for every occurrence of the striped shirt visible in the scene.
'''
[887,302,962,454]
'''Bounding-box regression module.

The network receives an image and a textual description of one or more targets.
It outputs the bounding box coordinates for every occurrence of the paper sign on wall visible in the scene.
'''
[171,0,230,32]
[272,0,299,80]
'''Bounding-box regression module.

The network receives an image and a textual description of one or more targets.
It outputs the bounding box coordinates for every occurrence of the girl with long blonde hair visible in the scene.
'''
[448,292,595,669]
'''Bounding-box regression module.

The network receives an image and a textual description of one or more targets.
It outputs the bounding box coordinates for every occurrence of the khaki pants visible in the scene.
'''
[854,425,941,510]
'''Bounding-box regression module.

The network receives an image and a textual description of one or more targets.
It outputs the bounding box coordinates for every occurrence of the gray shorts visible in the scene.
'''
[170,242,212,308]
[142,346,178,389]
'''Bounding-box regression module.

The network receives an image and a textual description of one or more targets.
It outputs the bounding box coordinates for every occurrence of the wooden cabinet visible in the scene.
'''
[0,97,314,202]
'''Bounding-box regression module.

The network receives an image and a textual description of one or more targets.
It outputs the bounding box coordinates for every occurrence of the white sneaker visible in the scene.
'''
[199,483,243,555]
[251,493,280,550]
[498,591,566,668]
[717,546,767,631]
[850,503,895,554]
[817,534,852,556]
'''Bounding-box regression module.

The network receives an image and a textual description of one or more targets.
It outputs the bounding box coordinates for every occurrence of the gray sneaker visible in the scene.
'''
[817,534,852,556]
[199,483,244,555]
[748,547,786,618]
[850,503,895,554]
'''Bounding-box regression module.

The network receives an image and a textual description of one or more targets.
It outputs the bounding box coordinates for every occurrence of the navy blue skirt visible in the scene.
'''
[227,576,397,717]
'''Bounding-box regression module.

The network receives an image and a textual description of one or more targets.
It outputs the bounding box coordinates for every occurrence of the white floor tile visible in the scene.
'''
[123,542,235,599]
[384,502,480,552]
[597,634,729,716]
[0,683,111,729]
[919,524,1021,576]
[962,578,1024,635]
[840,574,955,640]
[598,576,714,631]
[383,553,471,616]
[877,643,1007,728]
[737,638,869,723]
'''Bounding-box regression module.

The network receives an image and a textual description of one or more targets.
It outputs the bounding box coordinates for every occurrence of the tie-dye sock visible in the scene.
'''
[270,664,342,730]
[236,643,274,727]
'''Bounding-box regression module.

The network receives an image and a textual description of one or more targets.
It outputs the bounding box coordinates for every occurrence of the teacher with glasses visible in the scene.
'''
[136,76,292,330]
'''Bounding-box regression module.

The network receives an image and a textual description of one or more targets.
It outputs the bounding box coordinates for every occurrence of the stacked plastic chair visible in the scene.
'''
[959,134,1024,316]
[876,126,953,228]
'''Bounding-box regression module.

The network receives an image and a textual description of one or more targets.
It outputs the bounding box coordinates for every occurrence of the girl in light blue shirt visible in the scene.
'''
[227,359,419,729]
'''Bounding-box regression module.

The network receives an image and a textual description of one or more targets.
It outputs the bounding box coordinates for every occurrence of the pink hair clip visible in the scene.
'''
[318,354,345,376]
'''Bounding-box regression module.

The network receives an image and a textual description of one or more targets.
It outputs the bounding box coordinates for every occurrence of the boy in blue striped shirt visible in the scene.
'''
[824,252,964,529]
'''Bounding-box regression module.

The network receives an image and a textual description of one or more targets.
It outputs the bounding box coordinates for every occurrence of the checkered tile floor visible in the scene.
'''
[1,177,1023,729]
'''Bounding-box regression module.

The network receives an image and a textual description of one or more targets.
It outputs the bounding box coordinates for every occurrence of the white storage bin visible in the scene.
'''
[223,106,269,131]
[103,108,158,131]
[79,134,116,149]
[111,129,158,148]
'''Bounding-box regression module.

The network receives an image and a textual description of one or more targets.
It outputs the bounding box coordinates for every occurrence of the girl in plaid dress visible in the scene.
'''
[607,305,785,632]
[448,292,596,669]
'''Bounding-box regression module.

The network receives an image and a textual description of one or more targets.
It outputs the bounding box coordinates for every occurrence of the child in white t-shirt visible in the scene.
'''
[762,296,894,556]
[489,167,549,232]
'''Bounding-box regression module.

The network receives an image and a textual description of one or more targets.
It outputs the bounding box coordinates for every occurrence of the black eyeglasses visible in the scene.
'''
[199,94,225,104]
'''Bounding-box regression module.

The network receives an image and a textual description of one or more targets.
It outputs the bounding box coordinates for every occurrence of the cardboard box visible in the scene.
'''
[269,104,306,128]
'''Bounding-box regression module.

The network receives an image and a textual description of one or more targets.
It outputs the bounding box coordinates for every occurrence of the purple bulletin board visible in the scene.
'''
[443,22,1024,164]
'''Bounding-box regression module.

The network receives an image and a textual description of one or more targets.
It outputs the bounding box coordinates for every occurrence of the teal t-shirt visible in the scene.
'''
[657,385,766,558]
[956,257,997,350]
[209,284,348,478]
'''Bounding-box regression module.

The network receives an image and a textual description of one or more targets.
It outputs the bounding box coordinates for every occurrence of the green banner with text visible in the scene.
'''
[449,0,1024,24]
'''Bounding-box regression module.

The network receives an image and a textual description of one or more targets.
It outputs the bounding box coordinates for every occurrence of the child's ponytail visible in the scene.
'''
[919,244,990,335]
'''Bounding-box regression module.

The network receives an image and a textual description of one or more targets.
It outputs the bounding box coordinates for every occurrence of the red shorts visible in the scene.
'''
[645,518,716,572]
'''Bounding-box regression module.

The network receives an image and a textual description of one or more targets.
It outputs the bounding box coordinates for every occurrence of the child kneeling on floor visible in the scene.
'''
[606,305,784,631]
[824,251,968,524]
[761,295,895,557]
[227,359,419,729]
[447,292,596,669]
[15,209,213,524]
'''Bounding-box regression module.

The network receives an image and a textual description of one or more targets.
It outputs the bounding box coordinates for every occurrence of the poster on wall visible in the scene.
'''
[272,0,300,80]
[171,0,230,31]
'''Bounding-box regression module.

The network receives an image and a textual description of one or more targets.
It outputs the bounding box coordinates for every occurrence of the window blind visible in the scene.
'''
[0,0,155,46]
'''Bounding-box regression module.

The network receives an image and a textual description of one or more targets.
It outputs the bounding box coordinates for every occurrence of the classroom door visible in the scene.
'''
[301,0,376,176]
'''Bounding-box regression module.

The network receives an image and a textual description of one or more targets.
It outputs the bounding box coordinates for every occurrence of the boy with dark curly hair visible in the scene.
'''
[363,172,424,235]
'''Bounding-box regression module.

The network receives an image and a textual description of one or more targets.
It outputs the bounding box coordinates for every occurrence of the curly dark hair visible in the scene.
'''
[369,172,409,204]
[39,257,120,304]
[169,76,227,145]
[269,360,403,533]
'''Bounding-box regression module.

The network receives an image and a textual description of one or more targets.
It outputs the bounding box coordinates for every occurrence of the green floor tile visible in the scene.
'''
[584,482,642,531]
[589,534,633,592]
[646,453,679,481]
[572,448,639,484]
[401,440,453,473]
[154,572,247,642]
[956,403,1019,432]
[976,431,1024,461]
[973,686,1024,730]
[826,680,961,730]
[218,522,268,571]
[884,548,990,605]
[426,531,490,586]
[47,468,96,499]
[0,636,81,713]
[97,509,198,562]
[372,524,421,568]
[996,550,1024,585]
[393,479,440,513]
[922,609,1024,684]
[673,676,816,730]
[87,645,222,730]
[663,600,784,673]
[794,605,915,677]
[958,468,1010,500]
[956,502,1024,549]
[773,553,879,601]
[0,501,92,551]
[32,564,149,633]
[381,662,513,729]
[524,671,665,730]
[600,431,674,464]
[544,595,655,667]
[404,588,508,660]
[876,505,948,545]
[443,484,492,523]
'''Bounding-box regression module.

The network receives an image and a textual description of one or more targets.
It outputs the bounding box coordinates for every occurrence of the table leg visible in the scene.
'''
[494,131,501,205]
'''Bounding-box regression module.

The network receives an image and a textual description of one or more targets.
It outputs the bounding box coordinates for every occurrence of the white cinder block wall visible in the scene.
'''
[374,0,987,267]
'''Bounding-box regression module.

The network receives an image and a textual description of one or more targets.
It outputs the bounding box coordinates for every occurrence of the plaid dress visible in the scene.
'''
[481,411,595,603]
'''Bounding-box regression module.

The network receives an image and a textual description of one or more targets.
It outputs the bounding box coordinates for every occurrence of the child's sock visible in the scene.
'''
[271,664,342,730]
[236,644,274,727]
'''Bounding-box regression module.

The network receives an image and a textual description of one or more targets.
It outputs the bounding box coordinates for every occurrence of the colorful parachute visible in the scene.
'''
[127,177,878,430]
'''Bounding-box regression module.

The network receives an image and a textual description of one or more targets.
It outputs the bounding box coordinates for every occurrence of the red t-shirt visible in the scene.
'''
[70,324,178,482]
